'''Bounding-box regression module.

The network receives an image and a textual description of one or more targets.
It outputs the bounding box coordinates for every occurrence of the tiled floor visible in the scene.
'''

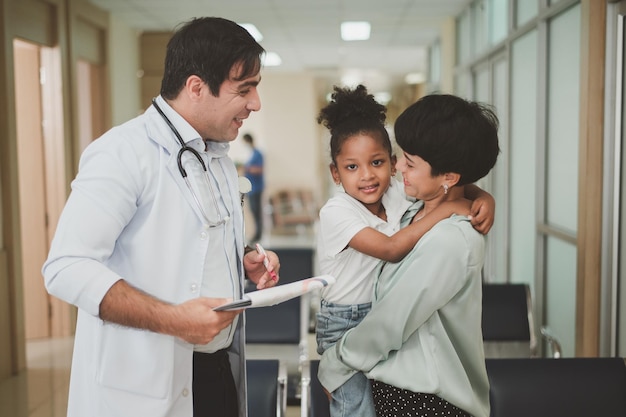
[0,337,73,417]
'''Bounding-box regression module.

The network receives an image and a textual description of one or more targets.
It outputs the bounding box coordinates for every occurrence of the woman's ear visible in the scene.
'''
[444,172,461,188]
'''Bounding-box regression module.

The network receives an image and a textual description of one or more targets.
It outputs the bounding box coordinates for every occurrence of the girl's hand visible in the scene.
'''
[470,193,495,234]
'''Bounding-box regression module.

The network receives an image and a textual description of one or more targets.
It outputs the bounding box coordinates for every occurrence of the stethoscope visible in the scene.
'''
[152,98,229,227]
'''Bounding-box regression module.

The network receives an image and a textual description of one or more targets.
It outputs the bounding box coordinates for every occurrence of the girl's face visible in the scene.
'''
[331,134,395,216]
[396,151,445,201]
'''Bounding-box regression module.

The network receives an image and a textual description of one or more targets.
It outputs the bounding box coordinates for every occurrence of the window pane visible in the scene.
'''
[457,10,472,64]
[473,0,488,55]
[489,0,508,45]
[545,236,577,357]
[516,0,538,27]
[546,4,580,232]
[489,57,508,282]
[474,66,489,102]
[509,29,537,289]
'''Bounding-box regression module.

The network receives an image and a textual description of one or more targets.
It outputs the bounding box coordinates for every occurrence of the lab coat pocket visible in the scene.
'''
[97,323,174,399]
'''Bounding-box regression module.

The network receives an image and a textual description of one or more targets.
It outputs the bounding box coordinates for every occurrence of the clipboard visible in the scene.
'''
[213,275,335,311]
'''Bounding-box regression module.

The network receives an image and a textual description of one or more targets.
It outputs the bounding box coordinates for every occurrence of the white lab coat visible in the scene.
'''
[43,103,248,417]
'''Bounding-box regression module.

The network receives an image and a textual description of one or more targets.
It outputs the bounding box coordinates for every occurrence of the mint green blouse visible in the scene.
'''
[318,201,490,417]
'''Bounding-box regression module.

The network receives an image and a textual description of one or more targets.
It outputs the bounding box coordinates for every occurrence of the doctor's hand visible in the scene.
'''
[170,297,241,345]
[243,249,280,289]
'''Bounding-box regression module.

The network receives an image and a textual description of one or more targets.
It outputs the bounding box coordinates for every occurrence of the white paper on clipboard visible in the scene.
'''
[213,274,335,311]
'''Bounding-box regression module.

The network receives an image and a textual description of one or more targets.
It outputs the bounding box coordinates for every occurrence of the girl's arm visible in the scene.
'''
[464,184,495,234]
[348,198,470,263]
[347,184,495,263]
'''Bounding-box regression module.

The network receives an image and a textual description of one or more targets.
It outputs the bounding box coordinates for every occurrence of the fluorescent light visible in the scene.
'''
[374,92,392,105]
[341,73,362,87]
[341,21,371,41]
[263,51,282,66]
[239,23,263,42]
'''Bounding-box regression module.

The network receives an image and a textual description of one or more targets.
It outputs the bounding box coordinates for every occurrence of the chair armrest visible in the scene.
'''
[277,360,288,417]
[540,326,562,358]
[300,360,311,417]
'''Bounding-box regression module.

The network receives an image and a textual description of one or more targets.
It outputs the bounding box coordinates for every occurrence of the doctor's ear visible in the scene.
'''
[185,75,205,100]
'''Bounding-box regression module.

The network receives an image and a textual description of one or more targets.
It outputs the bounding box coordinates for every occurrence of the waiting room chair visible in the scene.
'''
[486,357,626,417]
[246,359,287,417]
[482,283,562,358]
[268,189,318,233]
[481,283,537,358]
[245,247,315,403]
[300,359,330,417]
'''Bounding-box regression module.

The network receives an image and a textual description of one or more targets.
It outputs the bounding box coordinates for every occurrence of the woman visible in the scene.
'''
[318,94,500,417]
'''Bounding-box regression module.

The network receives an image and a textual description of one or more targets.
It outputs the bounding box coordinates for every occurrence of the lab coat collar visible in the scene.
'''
[149,96,230,158]
[152,95,201,145]
[144,98,213,225]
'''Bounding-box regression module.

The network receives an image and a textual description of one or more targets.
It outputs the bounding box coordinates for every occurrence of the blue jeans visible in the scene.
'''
[316,299,375,417]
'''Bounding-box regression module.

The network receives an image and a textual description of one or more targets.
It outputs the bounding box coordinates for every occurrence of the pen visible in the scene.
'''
[255,243,278,281]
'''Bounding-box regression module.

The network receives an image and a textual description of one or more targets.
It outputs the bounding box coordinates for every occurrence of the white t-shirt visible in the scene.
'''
[317,179,412,304]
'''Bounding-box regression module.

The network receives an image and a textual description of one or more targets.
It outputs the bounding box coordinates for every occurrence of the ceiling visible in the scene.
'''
[88,0,471,101]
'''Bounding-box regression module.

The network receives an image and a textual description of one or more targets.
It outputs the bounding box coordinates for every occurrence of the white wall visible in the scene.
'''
[213,72,324,204]
[108,15,141,125]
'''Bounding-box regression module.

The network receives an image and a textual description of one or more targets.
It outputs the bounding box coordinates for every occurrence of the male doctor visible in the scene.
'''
[42,17,279,417]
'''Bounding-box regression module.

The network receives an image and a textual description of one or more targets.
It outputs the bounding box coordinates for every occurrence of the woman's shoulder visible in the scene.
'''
[431,215,477,238]
[427,216,485,262]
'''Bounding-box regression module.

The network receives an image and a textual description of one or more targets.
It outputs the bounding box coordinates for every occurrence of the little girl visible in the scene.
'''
[315,85,494,417]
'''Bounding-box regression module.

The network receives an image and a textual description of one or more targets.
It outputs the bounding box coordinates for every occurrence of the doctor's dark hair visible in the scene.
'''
[317,84,392,165]
[394,94,500,186]
[160,17,265,99]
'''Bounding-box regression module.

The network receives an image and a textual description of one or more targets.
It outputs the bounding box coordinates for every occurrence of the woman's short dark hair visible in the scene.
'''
[394,94,500,185]
[160,17,265,99]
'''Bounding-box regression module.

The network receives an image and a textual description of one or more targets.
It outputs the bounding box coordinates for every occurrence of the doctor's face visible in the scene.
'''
[195,64,262,142]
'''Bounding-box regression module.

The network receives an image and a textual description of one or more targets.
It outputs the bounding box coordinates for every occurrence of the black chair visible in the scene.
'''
[245,247,315,403]
[486,357,626,417]
[482,283,537,358]
[246,359,287,417]
[300,359,330,417]
[482,283,562,358]
[245,247,314,343]
[269,247,315,284]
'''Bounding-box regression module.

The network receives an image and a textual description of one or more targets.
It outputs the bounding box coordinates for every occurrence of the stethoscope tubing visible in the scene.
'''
[152,98,227,226]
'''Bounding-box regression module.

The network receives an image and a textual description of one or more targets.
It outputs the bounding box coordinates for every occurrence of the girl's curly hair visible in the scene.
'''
[317,84,392,164]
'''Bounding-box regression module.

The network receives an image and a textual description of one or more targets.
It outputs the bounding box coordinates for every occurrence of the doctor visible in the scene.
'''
[42,17,279,417]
